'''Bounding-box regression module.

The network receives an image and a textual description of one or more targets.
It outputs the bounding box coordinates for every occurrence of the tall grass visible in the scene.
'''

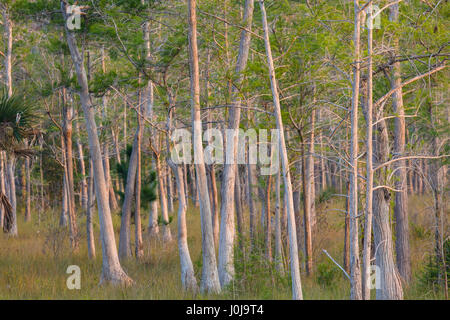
[0,195,445,299]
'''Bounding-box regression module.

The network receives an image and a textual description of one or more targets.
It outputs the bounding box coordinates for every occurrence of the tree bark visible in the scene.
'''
[218,0,254,288]
[389,1,411,284]
[373,118,403,300]
[259,0,303,299]
[87,159,96,259]
[61,1,131,285]
[349,0,363,300]
[188,0,221,294]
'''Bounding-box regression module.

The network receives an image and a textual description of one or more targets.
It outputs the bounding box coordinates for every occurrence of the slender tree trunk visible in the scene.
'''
[265,174,273,262]
[135,114,144,259]
[60,171,68,227]
[188,0,221,294]
[62,89,79,250]
[389,2,411,284]
[301,130,313,276]
[235,169,244,251]
[349,0,363,300]
[6,155,17,236]
[24,156,31,222]
[362,8,374,299]
[155,148,172,242]
[259,0,303,299]
[274,169,284,274]
[344,181,350,274]
[148,159,160,237]
[2,6,12,98]
[218,0,254,288]
[75,120,88,212]
[61,1,131,285]
[169,159,198,292]
[306,106,316,229]
[87,159,96,259]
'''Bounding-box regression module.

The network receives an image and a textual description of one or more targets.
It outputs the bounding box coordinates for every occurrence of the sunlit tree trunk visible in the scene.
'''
[62,88,79,250]
[362,7,374,299]
[61,1,131,285]
[349,0,363,300]
[218,0,254,288]
[24,156,31,222]
[373,118,403,300]
[389,2,411,284]
[87,159,96,259]
[188,0,221,294]
[259,0,303,299]
[75,120,88,212]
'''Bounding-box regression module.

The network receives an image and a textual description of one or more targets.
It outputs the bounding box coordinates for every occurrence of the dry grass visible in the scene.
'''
[0,194,446,299]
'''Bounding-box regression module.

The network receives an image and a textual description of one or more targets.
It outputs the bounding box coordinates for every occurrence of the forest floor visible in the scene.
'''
[0,194,446,299]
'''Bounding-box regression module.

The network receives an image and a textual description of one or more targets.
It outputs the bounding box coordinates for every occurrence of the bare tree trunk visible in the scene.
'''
[247,162,257,250]
[389,2,411,284]
[1,5,13,98]
[148,160,160,238]
[61,1,131,285]
[154,146,172,242]
[60,172,68,227]
[218,0,254,288]
[87,159,96,259]
[169,159,198,292]
[75,120,88,212]
[274,169,284,274]
[118,129,138,259]
[235,169,244,251]
[306,107,316,229]
[62,89,79,250]
[188,0,221,294]
[344,181,350,274]
[134,118,144,259]
[6,155,17,236]
[373,118,403,300]
[259,0,303,299]
[362,8,374,299]
[24,156,31,222]
[349,0,363,300]
[265,174,273,262]
[101,48,118,212]
[301,128,313,276]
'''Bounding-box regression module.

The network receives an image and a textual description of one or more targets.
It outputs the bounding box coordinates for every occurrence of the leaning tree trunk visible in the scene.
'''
[218,0,254,288]
[259,0,303,300]
[188,0,221,294]
[61,1,131,285]
[118,130,139,259]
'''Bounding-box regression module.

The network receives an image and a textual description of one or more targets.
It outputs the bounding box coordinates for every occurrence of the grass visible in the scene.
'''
[0,194,446,299]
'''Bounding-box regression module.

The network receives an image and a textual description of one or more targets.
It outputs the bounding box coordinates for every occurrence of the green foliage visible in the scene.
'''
[0,89,38,155]
[418,238,450,291]
[114,144,157,210]
[316,261,339,288]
